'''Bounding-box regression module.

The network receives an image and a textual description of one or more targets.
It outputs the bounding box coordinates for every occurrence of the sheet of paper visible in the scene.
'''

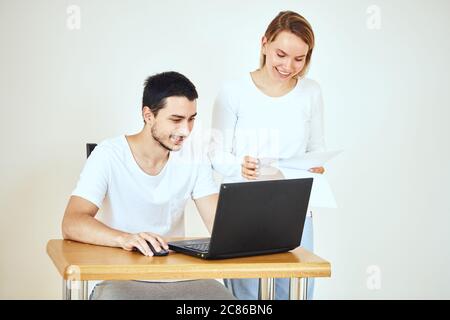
[277,150,343,170]
[222,168,338,209]
[221,150,341,208]
[277,168,337,208]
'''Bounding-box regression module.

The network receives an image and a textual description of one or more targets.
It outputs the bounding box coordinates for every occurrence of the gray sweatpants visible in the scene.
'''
[90,280,236,300]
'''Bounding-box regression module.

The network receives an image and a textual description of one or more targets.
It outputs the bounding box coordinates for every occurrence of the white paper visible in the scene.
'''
[222,168,337,209]
[277,168,337,208]
[277,150,343,170]
[221,150,341,209]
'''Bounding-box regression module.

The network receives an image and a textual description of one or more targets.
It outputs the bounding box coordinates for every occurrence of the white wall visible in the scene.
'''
[1,0,449,299]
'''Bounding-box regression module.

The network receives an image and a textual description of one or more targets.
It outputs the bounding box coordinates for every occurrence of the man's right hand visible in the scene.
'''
[117,232,169,256]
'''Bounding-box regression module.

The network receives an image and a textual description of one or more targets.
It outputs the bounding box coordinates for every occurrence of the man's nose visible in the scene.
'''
[178,124,190,136]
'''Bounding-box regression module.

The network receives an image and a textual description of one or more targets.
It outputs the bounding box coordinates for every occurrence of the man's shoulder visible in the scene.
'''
[90,135,127,160]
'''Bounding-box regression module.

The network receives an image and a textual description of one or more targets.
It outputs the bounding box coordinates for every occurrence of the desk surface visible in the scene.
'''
[47,239,331,281]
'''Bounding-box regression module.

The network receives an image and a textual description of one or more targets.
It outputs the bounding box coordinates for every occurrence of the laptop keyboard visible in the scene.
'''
[184,242,210,252]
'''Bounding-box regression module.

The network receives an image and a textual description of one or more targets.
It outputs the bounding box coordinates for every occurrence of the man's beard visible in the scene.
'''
[151,126,174,151]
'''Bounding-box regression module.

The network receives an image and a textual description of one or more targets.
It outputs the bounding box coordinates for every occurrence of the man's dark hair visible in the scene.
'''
[142,71,198,117]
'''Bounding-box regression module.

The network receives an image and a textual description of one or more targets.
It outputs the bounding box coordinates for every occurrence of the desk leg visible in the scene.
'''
[62,279,89,300]
[289,277,308,300]
[258,278,275,300]
[63,279,71,300]
[81,280,89,300]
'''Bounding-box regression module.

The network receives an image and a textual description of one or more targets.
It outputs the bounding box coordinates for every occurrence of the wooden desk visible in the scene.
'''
[47,239,331,300]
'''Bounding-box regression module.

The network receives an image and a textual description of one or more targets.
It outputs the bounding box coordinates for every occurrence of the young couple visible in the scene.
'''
[62,11,325,300]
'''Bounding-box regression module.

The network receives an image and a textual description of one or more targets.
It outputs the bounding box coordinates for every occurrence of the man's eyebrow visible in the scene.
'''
[170,113,197,119]
[277,49,306,58]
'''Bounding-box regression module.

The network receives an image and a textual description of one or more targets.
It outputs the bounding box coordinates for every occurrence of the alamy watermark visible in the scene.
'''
[366,265,382,290]
[366,5,381,30]
[66,5,81,30]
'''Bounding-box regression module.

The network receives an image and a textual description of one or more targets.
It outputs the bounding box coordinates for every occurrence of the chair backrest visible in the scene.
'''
[86,143,97,158]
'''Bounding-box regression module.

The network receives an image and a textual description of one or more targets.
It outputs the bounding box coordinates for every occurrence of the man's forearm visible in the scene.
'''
[204,216,214,234]
[62,214,129,248]
[195,193,219,235]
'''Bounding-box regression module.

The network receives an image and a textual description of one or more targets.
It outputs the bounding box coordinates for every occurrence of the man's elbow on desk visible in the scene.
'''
[61,209,92,242]
[61,195,99,242]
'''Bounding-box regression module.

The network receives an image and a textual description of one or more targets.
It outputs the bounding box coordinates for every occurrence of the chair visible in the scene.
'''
[86,143,97,158]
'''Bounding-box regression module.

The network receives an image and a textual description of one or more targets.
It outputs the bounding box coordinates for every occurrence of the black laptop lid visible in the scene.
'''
[208,178,313,258]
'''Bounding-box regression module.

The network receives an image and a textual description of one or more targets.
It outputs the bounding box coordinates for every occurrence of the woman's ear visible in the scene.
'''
[261,36,268,54]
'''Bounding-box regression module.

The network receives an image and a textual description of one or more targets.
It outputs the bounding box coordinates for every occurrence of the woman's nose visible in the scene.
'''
[284,59,294,71]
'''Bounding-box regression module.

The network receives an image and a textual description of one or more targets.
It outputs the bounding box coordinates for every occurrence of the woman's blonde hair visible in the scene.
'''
[260,11,315,79]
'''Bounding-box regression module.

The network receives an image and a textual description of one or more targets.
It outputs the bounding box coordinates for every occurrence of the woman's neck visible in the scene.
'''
[250,67,297,97]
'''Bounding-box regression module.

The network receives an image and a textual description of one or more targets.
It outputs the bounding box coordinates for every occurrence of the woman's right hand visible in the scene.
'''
[241,155,259,180]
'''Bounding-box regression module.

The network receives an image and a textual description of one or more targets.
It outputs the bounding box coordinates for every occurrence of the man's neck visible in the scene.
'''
[126,128,169,171]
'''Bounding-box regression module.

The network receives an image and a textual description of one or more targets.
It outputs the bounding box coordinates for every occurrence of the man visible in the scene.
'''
[62,71,235,300]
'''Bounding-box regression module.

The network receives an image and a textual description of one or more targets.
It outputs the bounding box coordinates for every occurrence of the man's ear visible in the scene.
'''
[142,106,155,126]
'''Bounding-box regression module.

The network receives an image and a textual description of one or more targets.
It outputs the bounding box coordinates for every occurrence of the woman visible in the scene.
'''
[209,11,326,300]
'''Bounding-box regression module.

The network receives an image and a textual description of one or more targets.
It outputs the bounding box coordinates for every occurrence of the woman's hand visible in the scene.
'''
[241,155,259,180]
[308,167,325,174]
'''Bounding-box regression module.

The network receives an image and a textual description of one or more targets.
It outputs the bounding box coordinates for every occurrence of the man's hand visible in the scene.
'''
[117,232,169,256]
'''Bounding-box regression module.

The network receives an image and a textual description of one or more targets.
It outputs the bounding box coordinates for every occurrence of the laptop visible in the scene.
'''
[168,178,313,259]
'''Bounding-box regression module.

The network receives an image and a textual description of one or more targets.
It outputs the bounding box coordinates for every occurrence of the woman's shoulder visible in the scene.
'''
[214,75,252,110]
[218,74,252,94]
[298,77,322,93]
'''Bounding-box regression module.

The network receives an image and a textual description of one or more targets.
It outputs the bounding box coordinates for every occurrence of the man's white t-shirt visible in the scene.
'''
[72,135,219,238]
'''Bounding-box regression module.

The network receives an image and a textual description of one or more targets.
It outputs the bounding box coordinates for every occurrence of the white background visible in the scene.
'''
[1,0,449,299]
